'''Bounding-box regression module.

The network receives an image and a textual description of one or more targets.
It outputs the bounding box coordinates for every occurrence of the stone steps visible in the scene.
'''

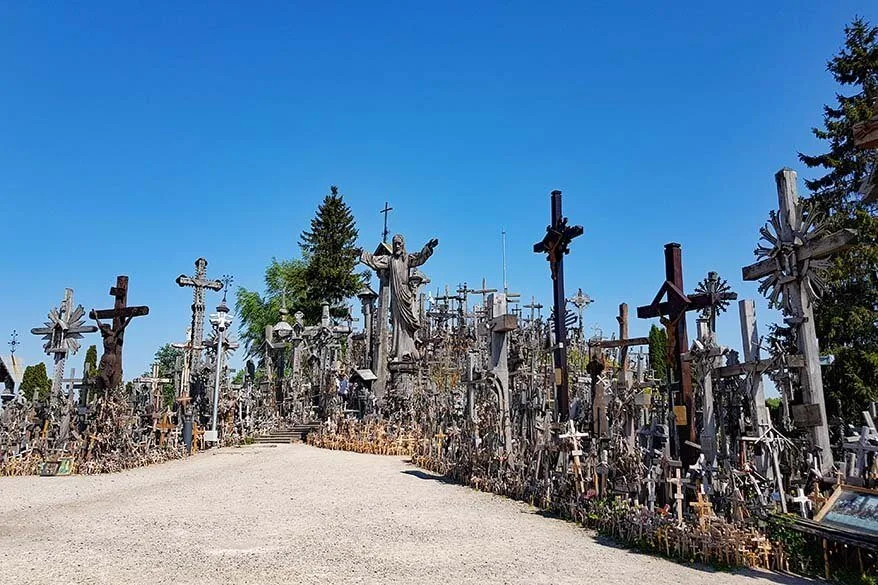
[252,424,322,444]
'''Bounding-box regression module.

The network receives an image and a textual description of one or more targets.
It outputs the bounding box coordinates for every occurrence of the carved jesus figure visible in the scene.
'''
[360,234,438,361]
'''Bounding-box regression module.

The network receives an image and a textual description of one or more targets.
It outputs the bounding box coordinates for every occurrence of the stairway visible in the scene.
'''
[252,423,322,444]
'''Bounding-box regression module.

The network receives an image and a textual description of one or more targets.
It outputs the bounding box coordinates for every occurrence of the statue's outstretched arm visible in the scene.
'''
[360,250,389,271]
[410,238,439,268]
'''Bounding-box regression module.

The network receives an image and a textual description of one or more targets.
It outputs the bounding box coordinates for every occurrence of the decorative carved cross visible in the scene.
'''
[31,288,97,398]
[176,258,223,391]
[742,169,857,474]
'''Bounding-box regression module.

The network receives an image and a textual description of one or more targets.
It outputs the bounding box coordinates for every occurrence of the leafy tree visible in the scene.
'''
[20,363,51,402]
[299,185,364,320]
[143,343,182,409]
[798,17,878,422]
[648,325,668,385]
[236,258,308,357]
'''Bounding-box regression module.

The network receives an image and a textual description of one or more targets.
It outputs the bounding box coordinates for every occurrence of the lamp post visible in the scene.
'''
[206,296,233,442]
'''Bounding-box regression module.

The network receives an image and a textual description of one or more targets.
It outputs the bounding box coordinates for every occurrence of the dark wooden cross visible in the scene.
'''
[636,243,736,465]
[380,201,393,243]
[89,276,149,391]
[533,190,583,422]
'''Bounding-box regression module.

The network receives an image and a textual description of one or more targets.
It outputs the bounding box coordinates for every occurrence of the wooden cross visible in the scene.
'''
[637,242,738,465]
[31,288,97,397]
[667,466,688,525]
[844,425,878,480]
[559,418,588,495]
[790,487,813,518]
[534,190,583,422]
[89,276,149,391]
[133,363,172,416]
[742,169,857,474]
[637,245,737,465]
[689,489,715,527]
[434,430,446,457]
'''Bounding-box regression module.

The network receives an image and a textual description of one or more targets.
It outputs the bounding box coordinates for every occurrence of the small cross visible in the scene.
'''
[8,330,18,355]
[380,201,393,243]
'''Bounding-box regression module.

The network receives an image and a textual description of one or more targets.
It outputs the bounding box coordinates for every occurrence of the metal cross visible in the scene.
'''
[380,201,393,243]
[8,330,18,356]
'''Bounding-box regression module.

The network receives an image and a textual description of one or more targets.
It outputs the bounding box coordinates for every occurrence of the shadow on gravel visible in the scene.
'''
[400,469,459,486]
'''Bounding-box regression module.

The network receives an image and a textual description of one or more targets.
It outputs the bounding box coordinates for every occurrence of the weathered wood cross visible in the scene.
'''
[133,363,172,417]
[742,168,857,474]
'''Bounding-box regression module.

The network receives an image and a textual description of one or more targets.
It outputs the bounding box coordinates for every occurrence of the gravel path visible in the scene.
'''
[0,444,810,585]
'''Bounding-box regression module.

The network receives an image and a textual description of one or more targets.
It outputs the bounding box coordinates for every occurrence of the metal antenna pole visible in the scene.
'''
[502,229,508,295]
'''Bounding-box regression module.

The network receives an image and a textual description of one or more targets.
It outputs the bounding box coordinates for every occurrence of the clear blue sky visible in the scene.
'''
[1,2,874,381]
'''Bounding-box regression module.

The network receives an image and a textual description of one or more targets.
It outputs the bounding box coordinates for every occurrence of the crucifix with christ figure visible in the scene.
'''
[89,276,149,392]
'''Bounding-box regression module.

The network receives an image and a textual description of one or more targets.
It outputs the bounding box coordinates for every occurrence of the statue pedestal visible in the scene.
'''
[387,360,418,419]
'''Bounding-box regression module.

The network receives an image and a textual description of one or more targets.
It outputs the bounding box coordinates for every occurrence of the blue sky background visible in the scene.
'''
[1,2,875,384]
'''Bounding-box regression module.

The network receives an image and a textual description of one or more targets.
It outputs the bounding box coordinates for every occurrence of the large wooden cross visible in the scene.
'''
[89,276,149,391]
[637,243,736,465]
[533,189,583,422]
[742,168,857,474]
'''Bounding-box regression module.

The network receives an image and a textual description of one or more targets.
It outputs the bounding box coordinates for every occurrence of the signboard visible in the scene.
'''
[814,485,878,537]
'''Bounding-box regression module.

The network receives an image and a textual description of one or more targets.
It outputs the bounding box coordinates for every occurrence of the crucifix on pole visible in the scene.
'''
[742,168,857,474]
[636,244,737,465]
[533,189,583,423]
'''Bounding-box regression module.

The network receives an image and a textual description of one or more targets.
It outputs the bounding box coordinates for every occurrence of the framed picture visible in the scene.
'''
[39,461,60,477]
[56,458,73,476]
[814,485,878,536]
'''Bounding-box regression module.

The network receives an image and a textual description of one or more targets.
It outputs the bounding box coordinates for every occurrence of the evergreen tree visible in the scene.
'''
[299,186,363,321]
[798,17,878,422]
[20,363,51,402]
[83,345,98,380]
[648,325,668,385]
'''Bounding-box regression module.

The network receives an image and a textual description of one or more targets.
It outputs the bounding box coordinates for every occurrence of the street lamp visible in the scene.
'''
[205,296,233,443]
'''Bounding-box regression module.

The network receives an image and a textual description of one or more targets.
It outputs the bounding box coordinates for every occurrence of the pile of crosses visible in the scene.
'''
[307,419,420,456]
[310,170,875,573]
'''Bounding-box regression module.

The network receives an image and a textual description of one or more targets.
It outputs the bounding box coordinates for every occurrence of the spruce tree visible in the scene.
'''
[648,325,668,385]
[20,363,51,402]
[299,185,363,321]
[798,17,878,422]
